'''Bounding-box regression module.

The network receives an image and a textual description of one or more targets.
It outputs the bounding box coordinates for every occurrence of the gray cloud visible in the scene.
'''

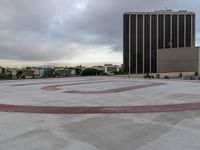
[0,0,199,63]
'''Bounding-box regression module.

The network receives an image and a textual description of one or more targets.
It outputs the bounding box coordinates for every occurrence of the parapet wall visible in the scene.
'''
[157,47,200,74]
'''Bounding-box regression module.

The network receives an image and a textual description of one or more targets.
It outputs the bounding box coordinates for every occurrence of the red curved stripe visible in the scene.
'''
[0,102,200,114]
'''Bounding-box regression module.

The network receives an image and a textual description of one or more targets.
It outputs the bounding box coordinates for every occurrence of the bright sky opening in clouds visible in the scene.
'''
[0,0,199,67]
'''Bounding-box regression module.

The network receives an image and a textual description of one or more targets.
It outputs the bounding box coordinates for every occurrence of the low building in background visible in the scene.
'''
[34,69,45,78]
[104,64,120,74]
[11,69,17,79]
[71,69,76,76]
[92,66,104,71]
[55,69,76,77]
[20,70,34,79]
[5,69,12,79]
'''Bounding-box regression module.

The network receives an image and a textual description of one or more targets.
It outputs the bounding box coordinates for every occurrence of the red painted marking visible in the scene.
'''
[63,82,164,94]
[0,81,13,83]
[12,81,68,86]
[12,78,102,86]
[0,102,200,114]
[41,81,165,93]
[41,80,123,91]
[7,80,199,114]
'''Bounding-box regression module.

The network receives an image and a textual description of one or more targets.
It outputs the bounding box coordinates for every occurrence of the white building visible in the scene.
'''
[11,69,17,79]
[92,66,104,71]
[34,69,45,78]
[104,64,120,74]
[71,69,76,76]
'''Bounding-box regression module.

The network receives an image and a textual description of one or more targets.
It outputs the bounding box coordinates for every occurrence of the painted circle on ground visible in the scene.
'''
[4,80,200,114]
[41,81,165,94]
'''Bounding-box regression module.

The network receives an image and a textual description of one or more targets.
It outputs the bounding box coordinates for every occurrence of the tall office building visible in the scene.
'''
[123,10,195,74]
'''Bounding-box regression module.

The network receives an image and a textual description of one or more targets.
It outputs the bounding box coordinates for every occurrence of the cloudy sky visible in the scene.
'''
[0,0,199,67]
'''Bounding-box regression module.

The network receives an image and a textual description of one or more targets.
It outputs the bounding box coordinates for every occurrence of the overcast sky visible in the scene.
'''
[0,0,199,67]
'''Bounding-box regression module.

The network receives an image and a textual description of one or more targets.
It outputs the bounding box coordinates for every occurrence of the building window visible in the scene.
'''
[137,15,143,73]
[179,15,184,47]
[158,15,164,49]
[151,15,157,73]
[123,14,129,73]
[144,15,150,73]
[131,15,136,73]
[172,15,177,48]
[165,15,171,48]
[186,14,191,47]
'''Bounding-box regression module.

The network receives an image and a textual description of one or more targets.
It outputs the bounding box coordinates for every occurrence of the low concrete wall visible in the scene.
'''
[157,47,200,74]
[152,72,195,78]
[115,72,196,78]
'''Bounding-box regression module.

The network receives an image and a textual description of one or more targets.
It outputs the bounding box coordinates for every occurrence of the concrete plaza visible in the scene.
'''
[0,76,200,150]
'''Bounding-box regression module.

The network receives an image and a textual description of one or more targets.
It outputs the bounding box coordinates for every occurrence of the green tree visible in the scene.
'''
[113,70,124,75]
[0,68,6,79]
[81,68,103,76]
[44,68,55,77]
[75,68,82,75]
[16,70,23,79]
[0,68,12,80]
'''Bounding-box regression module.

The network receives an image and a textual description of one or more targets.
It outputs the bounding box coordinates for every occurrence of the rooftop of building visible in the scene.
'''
[124,10,195,15]
[1,76,200,149]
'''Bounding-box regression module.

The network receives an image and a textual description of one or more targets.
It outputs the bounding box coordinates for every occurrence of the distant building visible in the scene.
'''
[34,69,45,78]
[11,69,17,79]
[92,66,104,71]
[71,69,76,76]
[55,69,76,77]
[20,70,34,79]
[123,10,195,74]
[55,69,70,77]
[104,64,120,74]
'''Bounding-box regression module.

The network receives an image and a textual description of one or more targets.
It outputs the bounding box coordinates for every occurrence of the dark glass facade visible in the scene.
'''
[192,14,195,46]
[131,15,136,73]
[179,15,184,47]
[137,15,143,73]
[186,15,191,47]
[158,15,164,49]
[123,12,195,74]
[151,15,157,73]
[172,15,177,48]
[144,15,150,73]
[165,15,171,48]
[123,14,129,73]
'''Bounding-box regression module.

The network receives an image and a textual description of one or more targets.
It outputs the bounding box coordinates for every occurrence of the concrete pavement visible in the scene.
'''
[0,77,200,150]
